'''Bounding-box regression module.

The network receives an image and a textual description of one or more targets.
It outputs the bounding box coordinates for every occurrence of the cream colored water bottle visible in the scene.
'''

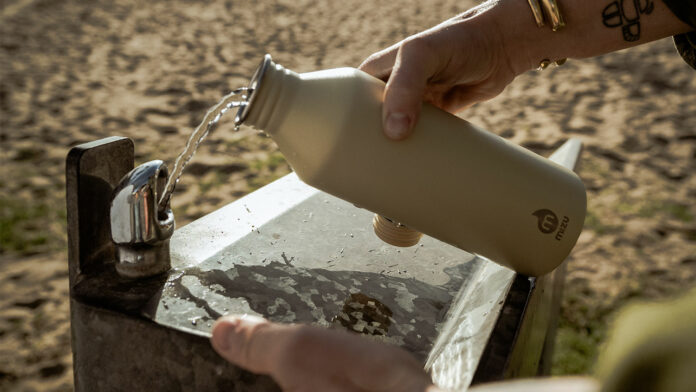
[235,55,586,277]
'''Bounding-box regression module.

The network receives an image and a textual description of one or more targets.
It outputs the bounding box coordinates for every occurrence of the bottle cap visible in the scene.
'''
[372,214,422,247]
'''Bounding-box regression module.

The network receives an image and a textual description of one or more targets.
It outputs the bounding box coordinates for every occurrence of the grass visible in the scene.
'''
[0,198,49,254]
[0,196,64,256]
[265,152,287,171]
[193,151,289,195]
[550,269,628,376]
[247,151,289,191]
[550,262,689,376]
[642,202,693,222]
[552,319,607,375]
[247,171,286,192]
[250,151,286,172]
[197,171,228,194]
[583,210,622,235]
[616,199,694,222]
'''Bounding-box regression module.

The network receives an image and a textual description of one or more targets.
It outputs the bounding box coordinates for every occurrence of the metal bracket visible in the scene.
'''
[66,136,134,287]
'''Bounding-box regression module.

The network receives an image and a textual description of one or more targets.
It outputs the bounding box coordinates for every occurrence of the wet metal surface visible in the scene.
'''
[426,262,514,389]
[147,175,484,362]
[144,139,580,390]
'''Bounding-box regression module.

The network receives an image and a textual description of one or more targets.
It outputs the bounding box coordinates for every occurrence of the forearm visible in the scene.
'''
[482,0,694,74]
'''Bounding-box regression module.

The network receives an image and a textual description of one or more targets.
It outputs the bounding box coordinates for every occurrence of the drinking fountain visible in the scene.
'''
[66,136,582,391]
[110,160,174,278]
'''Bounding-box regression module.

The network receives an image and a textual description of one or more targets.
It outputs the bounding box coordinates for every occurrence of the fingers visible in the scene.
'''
[381,39,439,140]
[211,315,436,392]
[211,314,287,374]
[358,43,400,80]
[360,37,441,140]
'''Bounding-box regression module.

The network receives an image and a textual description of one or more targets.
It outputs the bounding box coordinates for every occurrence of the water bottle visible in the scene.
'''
[234,55,586,277]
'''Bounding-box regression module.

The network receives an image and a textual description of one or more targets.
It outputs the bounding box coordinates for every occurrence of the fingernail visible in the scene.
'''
[211,316,241,352]
[211,315,266,354]
[385,112,411,140]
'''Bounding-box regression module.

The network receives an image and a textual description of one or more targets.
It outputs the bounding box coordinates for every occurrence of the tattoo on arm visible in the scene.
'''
[602,0,655,42]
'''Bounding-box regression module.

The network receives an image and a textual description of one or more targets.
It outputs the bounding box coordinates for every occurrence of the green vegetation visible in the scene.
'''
[247,171,287,192]
[580,157,610,177]
[250,151,286,172]
[615,199,693,222]
[0,196,64,256]
[248,152,290,191]
[550,269,687,376]
[584,210,621,235]
[644,202,693,222]
[198,171,228,194]
[265,152,287,171]
[552,319,607,375]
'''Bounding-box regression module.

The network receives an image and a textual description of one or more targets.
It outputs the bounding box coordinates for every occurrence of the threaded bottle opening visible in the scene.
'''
[373,214,422,247]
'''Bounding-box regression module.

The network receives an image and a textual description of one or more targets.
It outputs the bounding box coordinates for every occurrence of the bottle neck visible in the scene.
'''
[239,58,301,135]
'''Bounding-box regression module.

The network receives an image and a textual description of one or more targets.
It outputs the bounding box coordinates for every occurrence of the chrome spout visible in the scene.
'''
[110,160,175,278]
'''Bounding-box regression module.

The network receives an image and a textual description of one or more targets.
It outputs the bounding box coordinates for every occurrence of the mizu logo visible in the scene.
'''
[533,209,569,241]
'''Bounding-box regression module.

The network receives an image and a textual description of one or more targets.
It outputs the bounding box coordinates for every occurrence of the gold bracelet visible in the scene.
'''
[527,0,545,27]
[540,0,565,31]
[528,0,567,69]
[538,58,567,70]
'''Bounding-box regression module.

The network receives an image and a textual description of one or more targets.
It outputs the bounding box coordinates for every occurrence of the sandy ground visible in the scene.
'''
[1,0,695,390]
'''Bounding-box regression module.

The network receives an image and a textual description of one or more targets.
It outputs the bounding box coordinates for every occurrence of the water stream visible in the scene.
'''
[158,87,249,211]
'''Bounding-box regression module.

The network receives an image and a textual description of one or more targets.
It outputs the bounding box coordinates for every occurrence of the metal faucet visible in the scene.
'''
[110,160,175,278]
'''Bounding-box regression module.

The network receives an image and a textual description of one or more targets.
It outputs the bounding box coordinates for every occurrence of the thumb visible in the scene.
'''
[382,39,438,140]
[210,314,283,374]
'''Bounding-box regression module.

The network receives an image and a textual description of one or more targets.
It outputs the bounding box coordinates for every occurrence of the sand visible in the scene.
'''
[1,0,695,390]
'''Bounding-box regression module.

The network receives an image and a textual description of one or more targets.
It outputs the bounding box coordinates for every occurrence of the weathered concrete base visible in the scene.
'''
[71,299,279,391]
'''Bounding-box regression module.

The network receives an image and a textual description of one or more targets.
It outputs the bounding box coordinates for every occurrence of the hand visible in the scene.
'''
[210,315,444,392]
[359,1,516,140]
[359,0,693,141]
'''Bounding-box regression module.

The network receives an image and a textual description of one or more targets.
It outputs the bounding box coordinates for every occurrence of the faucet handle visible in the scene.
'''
[110,160,175,278]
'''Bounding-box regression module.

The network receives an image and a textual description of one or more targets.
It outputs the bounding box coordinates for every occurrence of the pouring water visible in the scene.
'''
[158,87,250,212]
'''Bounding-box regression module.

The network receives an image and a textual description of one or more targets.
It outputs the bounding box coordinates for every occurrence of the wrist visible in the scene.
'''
[446,1,539,80]
[486,0,564,75]
[484,0,695,75]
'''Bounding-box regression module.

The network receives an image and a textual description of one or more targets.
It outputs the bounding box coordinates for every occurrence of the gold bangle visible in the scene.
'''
[529,0,567,70]
[538,59,552,70]
[540,0,566,31]
[538,58,568,70]
[527,0,545,27]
